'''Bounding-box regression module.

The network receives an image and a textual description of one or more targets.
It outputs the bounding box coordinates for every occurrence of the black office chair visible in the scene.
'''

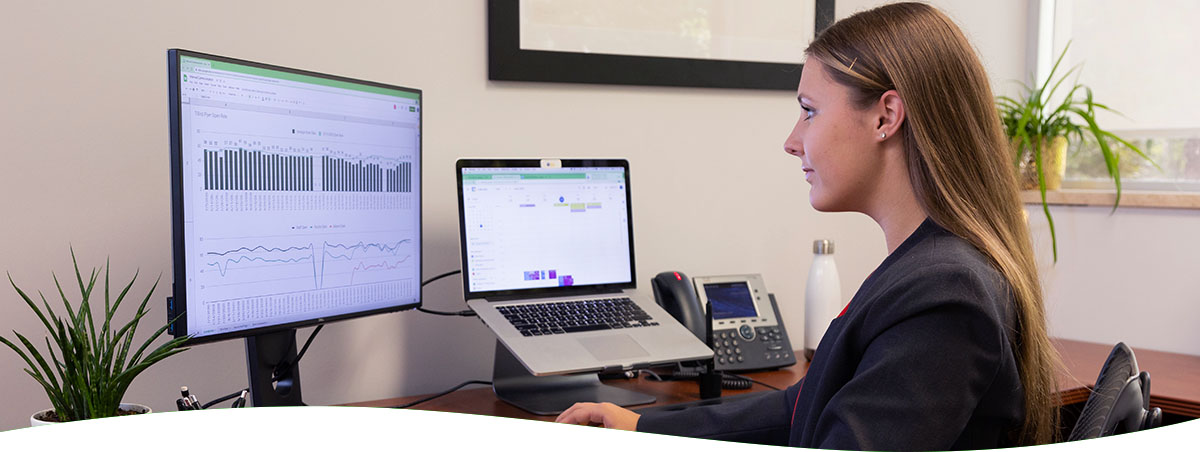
[1067,342,1162,441]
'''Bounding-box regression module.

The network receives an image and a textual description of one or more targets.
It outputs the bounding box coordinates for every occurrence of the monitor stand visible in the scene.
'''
[246,328,306,407]
[491,341,655,415]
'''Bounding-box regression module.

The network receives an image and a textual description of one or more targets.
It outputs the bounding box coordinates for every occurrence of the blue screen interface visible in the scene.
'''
[705,282,758,320]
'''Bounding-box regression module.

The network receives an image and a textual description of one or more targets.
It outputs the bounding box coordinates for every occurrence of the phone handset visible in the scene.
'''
[651,271,706,340]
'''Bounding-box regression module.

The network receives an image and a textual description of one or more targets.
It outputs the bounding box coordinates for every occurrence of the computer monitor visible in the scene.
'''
[166,49,422,406]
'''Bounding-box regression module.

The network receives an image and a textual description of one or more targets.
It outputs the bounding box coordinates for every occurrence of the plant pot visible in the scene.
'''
[30,403,152,427]
[1016,136,1068,191]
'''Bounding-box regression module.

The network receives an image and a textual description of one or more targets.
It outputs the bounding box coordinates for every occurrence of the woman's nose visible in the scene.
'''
[784,134,803,157]
[783,121,804,157]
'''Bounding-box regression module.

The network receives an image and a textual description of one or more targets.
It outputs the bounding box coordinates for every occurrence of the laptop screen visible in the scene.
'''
[458,160,635,299]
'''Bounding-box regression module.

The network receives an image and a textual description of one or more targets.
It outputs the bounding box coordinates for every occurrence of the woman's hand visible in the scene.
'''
[554,402,641,431]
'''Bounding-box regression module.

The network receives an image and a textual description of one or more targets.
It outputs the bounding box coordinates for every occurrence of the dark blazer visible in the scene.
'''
[638,219,1024,450]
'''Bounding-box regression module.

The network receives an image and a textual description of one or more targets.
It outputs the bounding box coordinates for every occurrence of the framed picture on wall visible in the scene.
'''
[488,0,836,90]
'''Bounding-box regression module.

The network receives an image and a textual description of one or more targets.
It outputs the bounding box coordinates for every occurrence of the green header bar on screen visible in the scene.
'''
[181,56,420,100]
[462,173,596,181]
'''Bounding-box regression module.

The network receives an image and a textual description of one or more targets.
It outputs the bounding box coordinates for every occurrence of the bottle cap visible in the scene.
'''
[813,239,834,254]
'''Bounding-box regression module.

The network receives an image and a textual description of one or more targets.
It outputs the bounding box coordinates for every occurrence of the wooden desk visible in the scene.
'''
[346,364,809,420]
[351,340,1200,420]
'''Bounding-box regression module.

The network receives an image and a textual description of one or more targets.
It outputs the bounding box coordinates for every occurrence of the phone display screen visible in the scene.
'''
[704,282,759,320]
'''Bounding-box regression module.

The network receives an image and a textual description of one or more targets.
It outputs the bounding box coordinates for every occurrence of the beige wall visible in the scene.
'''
[2,0,1194,432]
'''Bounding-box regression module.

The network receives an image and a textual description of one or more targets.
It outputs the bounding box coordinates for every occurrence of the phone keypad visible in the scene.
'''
[713,327,792,368]
[756,327,790,361]
[715,331,751,365]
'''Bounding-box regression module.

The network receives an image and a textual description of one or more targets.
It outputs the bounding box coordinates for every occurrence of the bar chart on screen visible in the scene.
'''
[195,135,416,212]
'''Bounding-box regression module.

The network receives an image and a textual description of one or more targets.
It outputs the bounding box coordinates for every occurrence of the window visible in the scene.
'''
[1037,0,1200,195]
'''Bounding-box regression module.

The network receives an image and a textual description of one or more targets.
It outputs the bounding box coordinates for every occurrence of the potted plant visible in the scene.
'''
[1,250,189,426]
[996,42,1156,261]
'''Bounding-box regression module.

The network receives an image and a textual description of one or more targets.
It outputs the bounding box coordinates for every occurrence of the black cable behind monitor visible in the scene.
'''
[421,269,462,287]
[416,269,476,317]
[392,380,493,409]
[201,390,245,409]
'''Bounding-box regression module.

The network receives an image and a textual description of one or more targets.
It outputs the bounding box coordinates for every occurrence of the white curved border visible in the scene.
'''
[1,406,1196,450]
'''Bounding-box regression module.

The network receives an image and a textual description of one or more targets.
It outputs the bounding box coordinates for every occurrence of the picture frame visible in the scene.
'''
[488,0,836,90]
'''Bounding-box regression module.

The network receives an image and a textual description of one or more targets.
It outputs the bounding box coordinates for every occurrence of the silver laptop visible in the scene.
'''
[457,158,712,376]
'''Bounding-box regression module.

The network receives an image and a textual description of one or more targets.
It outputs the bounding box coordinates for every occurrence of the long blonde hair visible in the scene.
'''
[805,3,1059,445]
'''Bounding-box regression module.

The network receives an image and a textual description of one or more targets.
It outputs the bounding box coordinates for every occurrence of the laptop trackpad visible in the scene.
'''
[578,335,650,361]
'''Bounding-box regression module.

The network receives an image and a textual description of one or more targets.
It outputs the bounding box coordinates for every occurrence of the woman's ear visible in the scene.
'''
[874,90,905,141]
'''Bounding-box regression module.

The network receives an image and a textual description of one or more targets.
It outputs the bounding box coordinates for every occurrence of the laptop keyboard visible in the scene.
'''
[498,297,659,336]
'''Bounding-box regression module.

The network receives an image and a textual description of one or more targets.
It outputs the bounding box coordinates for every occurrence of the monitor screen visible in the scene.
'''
[168,50,422,343]
[458,163,633,297]
[703,282,759,320]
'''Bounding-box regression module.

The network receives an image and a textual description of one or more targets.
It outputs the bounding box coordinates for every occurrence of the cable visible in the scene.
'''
[392,380,493,409]
[417,306,476,317]
[421,270,461,287]
[292,324,323,366]
[641,368,782,391]
[721,375,752,390]
[416,269,476,317]
[201,390,244,409]
[272,324,324,382]
[640,369,666,382]
[723,373,782,391]
[662,368,700,380]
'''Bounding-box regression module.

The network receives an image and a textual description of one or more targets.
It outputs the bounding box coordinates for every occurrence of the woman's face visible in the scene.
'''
[783,59,886,213]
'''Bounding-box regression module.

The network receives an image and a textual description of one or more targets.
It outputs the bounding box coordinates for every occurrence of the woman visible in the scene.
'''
[555,3,1059,449]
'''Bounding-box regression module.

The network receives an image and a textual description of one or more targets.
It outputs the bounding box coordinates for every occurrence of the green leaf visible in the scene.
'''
[119,276,159,366]
[111,317,138,375]
[102,258,112,353]
[112,346,189,396]
[43,336,66,397]
[1037,40,1072,98]
[1099,130,1161,171]
[1067,106,1123,210]
[128,318,184,369]
[22,368,68,417]
[102,269,138,350]
[70,253,100,363]
[100,266,139,382]
[13,332,62,395]
[51,275,80,332]
[0,335,50,388]
[8,274,59,339]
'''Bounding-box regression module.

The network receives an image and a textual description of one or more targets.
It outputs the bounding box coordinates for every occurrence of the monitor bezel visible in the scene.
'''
[455,158,637,301]
[168,48,423,345]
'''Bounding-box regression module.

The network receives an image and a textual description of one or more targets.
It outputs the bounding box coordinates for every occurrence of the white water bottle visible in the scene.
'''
[804,239,842,360]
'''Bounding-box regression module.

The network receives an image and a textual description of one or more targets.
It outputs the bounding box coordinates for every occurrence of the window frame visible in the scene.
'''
[1024,0,1200,208]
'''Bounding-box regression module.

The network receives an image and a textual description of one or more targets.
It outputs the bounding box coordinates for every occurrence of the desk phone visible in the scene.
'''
[692,274,796,371]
